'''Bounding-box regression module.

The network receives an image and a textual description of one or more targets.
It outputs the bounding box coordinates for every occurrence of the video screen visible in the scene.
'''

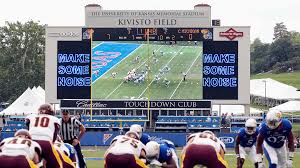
[56,28,238,100]
[91,41,203,100]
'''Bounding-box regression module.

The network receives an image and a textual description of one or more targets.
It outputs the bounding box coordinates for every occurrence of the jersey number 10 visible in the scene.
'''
[34,117,50,127]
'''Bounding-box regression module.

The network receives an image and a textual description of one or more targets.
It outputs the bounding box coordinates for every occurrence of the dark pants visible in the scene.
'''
[35,140,62,168]
[183,144,228,168]
[105,153,147,168]
[0,155,37,168]
[64,140,86,168]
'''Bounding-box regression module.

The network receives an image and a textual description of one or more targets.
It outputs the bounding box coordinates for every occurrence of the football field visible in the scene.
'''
[91,41,203,100]
[83,148,300,168]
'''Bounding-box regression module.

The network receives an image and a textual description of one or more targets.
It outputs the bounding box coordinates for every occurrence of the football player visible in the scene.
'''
[130,124,151,145]
[54,136,77,168]
[104,131,147,168]
[145,139,179,168]
[235,118,259,168]
[181,131,228,168]
[0,129,41,168]
[256,110,294,168]
[26,103,63,168]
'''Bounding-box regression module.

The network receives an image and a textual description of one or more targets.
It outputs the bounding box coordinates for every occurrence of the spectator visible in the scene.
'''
[75,111,82,122]
[1,115,5,126]
[225,113,231,128]
[221,113,226,128]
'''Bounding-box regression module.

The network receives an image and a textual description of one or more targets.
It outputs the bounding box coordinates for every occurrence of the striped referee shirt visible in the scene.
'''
[60,117,82,141]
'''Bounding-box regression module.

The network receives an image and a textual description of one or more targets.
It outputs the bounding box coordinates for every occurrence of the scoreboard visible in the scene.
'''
[54,27,239,100]
[83,28,213,41]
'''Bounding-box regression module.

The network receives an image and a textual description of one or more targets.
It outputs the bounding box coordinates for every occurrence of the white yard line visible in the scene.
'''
[105,81,125,99]
[92,44,143,84]
[137,46,184,99]
[105,45,163,99]
[169,52,200,99]
[92,42,104,49]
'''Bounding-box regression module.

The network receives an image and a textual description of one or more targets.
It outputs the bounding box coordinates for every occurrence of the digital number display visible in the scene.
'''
[82,28,213,41]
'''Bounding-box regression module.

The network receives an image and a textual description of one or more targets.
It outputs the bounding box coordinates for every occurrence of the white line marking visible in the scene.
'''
[105,45,163,99]
[92,44,143,84]
[169,51,200,99]
[137,46,184,99]
[92,42,104,49]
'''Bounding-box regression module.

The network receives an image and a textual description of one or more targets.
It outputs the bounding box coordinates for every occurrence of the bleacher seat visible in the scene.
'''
[81,115,147,129]
[155,116,221,132]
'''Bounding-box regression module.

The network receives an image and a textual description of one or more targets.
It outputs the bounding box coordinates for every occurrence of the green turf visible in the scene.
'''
[83,149,300,168]
[251,71,300,89]
[91,42,203,100]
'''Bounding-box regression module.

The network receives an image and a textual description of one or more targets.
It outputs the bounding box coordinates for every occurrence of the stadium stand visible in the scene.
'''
[230,116,263,133]
[155,116,221,132]
[81,115,147,131]
[1,115,147,132]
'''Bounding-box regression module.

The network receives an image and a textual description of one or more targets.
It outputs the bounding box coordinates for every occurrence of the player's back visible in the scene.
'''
[108,135,145,156]
[190,133,220,152]
[0,137,40,160]
[26,114,60,142]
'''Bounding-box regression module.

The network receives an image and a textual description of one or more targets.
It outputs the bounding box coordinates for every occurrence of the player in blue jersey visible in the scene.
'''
[140,132,151,145]
[235,118,259,168]
[256,110,295,168]
[64,143,80,168]
[145,140,179,168]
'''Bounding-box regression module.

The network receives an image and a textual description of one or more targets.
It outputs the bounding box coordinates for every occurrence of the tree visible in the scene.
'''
[250,38,263,52]
[273,22,290,40]
[250,41,271,74]
[0,21,45,102]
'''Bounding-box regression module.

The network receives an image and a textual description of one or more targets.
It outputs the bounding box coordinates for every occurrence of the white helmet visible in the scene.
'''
[266,110,282,129]
[125,131,140,140]
[130,124,142,138]
[187,133,198,142]
[245,118,257,135]
[202,130,215,136]
[145,141,160,160]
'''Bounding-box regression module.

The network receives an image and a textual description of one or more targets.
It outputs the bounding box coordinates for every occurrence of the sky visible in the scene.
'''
[0,0,299,43]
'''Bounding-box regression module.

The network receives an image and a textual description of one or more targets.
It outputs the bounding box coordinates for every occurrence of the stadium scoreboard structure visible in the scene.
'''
[46,4,250,115]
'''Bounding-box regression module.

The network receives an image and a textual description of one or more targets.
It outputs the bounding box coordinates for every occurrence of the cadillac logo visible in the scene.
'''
[219,28,243,40]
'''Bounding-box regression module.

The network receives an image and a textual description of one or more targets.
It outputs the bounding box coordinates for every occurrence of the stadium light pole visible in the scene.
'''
[262,80,267,107]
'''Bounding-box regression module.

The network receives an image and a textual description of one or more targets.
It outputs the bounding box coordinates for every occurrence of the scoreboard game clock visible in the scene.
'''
[56,27,238,101]
[82,28,213,41]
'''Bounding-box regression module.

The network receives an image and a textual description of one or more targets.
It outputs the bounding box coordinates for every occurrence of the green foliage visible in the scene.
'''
[251,22,300,74]
[273,22,290,40]
[0,21,45,103]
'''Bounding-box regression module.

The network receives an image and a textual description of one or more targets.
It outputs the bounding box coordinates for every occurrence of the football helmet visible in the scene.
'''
[145,141,160,160]
[245,118,257,135]
[266,110,282,129]
[14,129,32,139]
[129,124,142,138]
[125,131,140,140]
[38,103,55,115]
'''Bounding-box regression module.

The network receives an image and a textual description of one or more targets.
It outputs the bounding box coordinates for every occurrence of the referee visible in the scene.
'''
[61,110,86,168]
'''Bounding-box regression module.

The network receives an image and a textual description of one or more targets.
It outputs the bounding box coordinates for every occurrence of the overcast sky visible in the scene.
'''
[0,0,299,43]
